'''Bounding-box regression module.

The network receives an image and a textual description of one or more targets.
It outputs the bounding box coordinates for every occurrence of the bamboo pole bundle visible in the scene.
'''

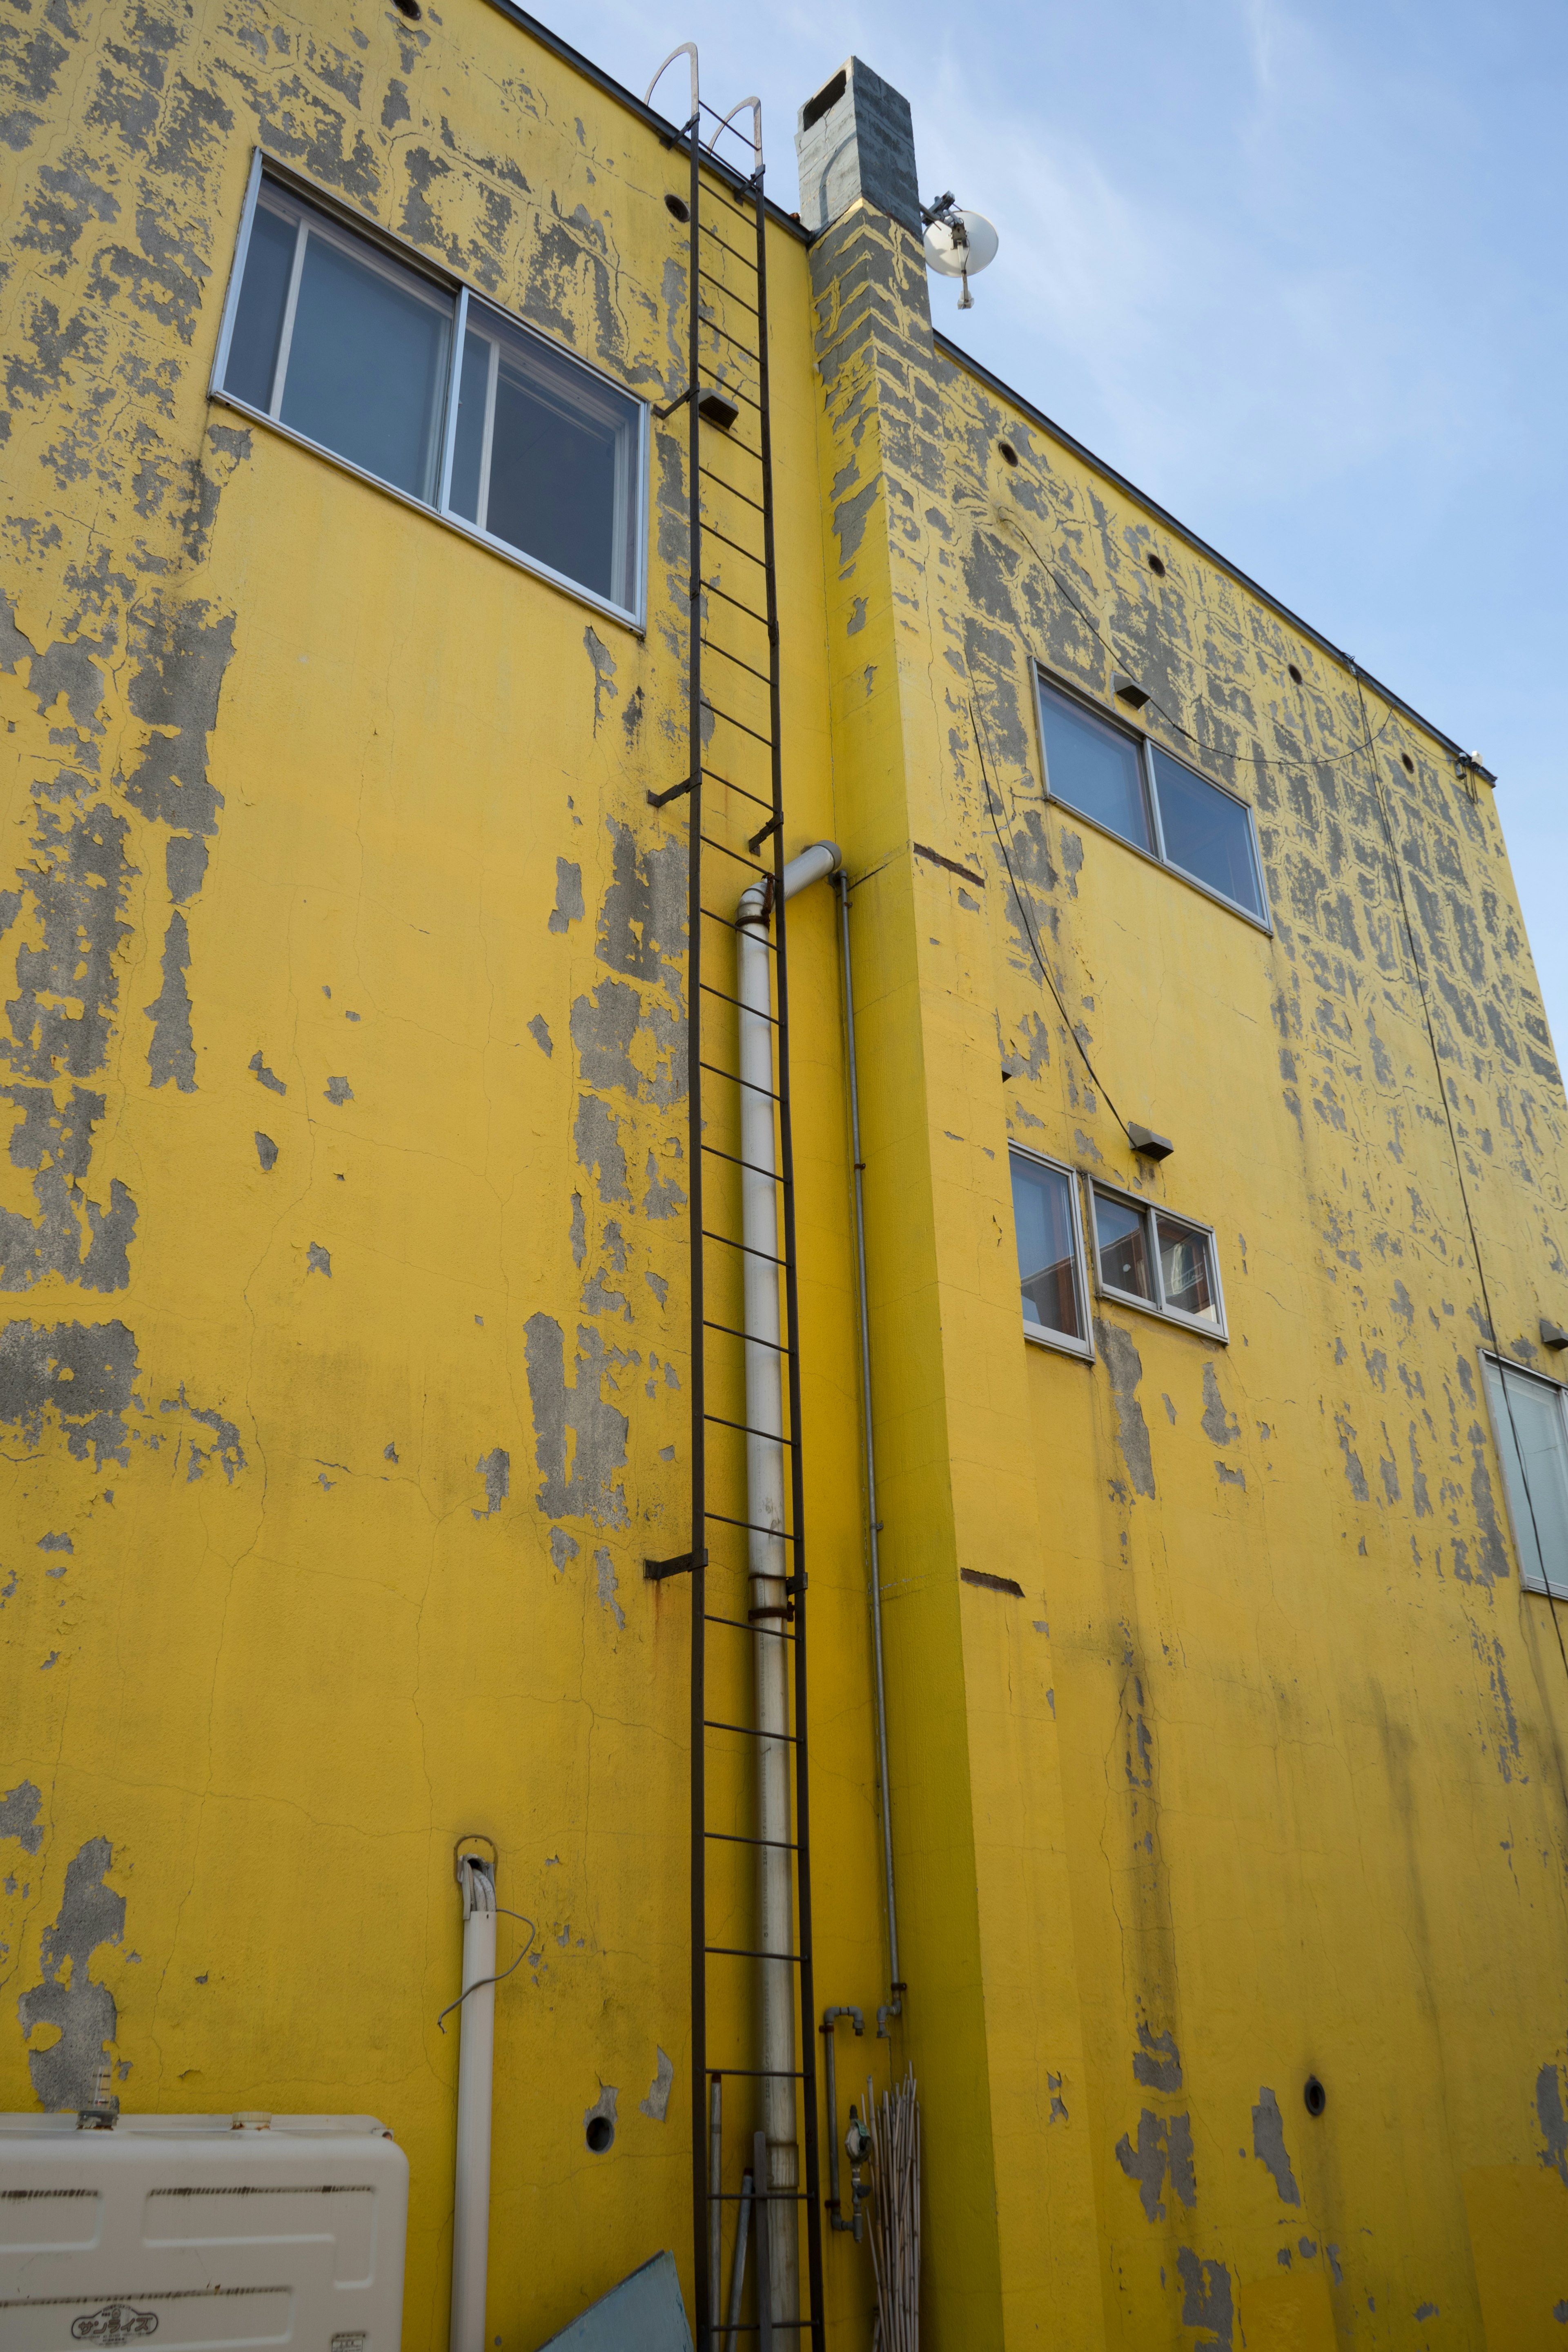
[868,2067,920,2352]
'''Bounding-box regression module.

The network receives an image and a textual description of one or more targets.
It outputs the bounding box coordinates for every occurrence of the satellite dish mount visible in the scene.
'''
[921,192,999,311]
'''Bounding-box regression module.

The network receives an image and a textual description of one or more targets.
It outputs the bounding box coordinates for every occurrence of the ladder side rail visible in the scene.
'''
[684,109,711,2352]
[751,167,826,2351]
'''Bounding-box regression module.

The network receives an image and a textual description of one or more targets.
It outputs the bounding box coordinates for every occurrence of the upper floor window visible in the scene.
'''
[1035,673,1267,926]
[1090,1183,1225,1336]
[214,164,645,624]
[1009,1147,1092,1359]
[1480,1354,1568,1598]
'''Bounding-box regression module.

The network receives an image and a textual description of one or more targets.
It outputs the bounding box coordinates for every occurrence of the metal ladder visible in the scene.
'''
[641,56,825,2352]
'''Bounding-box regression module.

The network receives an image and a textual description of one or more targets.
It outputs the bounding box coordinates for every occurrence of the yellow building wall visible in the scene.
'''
[806,193,1568,2347]
[4,6,1568,2351]
[0,5,889,2348]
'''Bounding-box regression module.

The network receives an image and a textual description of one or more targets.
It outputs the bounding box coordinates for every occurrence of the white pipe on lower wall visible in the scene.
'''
[736,839,840,2332]
[450,1856,497,2352]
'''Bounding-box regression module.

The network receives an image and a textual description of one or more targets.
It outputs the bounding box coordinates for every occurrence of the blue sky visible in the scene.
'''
[554,0,1567,1054]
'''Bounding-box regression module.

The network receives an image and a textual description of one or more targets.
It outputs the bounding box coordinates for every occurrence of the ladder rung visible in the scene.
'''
[700,361,760,412]
[703,1316,789,1354]
[704,1933,801,1952]
[699,266,758,316]
[703,636,772,688]
[705,2071,805,2084]
[699,831,774,879]
[703,1611,795,1644]
[699,465,765,515]
[699,982,779,1028]
[704,1409,794,1446]
[701,319,760,364]
[704,1508,797,1543]
[697,770,773,814]
[695,173,760,228]
[700,1224,788,1264]
[704,703,774,749]
[699,219,757,270]
[702,522,765,568]
[702,579,771,627]
[697,1062,782,1105]
[701,1139,785,1181]
[700,904,778,948]
[704,1827,799,1851]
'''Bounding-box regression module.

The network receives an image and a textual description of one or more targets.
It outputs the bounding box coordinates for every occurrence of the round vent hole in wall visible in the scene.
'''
[392,0,423,18]
[998,441,1019,467]
[1304,2076,1326,2117]
[586,2115,614,2153]
[1401,751,1415,774]
[665,194,689,222]
[1147,552,1166,577]
[1288,662,1303,685]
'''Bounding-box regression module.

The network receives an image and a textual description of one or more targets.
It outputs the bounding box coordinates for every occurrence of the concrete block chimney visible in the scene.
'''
[794,58,921,238]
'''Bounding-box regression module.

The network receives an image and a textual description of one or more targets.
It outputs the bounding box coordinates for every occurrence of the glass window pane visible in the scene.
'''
[224,196,296,412]
[1483,1358,1568,1596]
[1011,1156,1082,1342]
[1095,1194,1153,1301]
[279,222,452,502]
[453,305,639,612]
[1156,1214,1219,1325]
[1038,678,1152,853]
[448,327,490,525]
[1150,748,1264,919]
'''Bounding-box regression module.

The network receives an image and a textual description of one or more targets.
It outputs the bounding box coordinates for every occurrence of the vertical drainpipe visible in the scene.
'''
[450,1855,497,2352]
[835,873,903,2031]
[737,840,840,2330]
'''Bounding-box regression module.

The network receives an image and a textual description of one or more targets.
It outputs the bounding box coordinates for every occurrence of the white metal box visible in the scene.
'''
[0,2115,408,2352]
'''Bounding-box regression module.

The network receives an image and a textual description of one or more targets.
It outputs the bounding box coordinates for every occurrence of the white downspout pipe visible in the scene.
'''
[737,839,840,2334]
[451,1856,497,2352]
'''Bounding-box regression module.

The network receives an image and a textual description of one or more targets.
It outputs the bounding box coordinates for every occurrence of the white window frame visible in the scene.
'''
[1479,1349,1568,1599]
[1009,1143,1094,1362]
[1033,665,1272,933]
[209,149,649,633]
[1087,1176,1229,1341]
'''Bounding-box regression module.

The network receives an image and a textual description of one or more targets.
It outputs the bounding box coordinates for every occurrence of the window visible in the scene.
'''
[214,165,645,623]
[1036,674,1267,925]
[1480,1355,1568,1598]
[1009,1149,1092,1358]
[1090,1185,1225,1336]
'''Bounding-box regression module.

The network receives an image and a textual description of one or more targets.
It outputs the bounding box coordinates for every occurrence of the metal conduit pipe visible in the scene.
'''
[736,838,840,2333]
[450,1855,497,2352]
[834,871,904,2034]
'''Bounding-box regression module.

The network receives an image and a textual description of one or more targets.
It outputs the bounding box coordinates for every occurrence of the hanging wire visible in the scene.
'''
[1350,672,1568,1695]
[975,487,1404,780]
[969,693,1135,1148]
[436,1905,538,2032]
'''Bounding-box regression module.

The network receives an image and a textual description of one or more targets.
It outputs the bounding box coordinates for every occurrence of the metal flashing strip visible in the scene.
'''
[931,329,1496,784]
[476,0,811,242]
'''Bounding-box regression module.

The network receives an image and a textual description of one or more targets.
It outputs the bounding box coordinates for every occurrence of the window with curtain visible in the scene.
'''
[1091,1186,1224,1335]
[218,172,644,622]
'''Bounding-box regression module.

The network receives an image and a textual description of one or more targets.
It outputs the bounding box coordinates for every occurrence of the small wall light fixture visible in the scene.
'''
[1127,1123,1174,1162]
[1114,677,1150,711]
[697,390,739,430]
[1541,1318,1568,1351]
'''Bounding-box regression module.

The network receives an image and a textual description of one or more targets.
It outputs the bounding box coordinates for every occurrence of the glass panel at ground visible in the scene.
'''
[1094,1192,1153,1301]
[1150,747,1265,920]
[1483,1356,1568,1596]
[448,303,639,612]
[1156,1212,1219,1325]
[1010,1154,1084,1344]
[1037,677,1152,853]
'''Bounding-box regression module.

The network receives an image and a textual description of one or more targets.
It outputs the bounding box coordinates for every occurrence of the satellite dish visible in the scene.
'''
[922,207,999,310]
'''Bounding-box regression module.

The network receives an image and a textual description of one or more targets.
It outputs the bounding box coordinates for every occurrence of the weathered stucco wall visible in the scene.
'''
[807,188,1568,2346]
[5,5,1568,2348]
[0,6,889,2347]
